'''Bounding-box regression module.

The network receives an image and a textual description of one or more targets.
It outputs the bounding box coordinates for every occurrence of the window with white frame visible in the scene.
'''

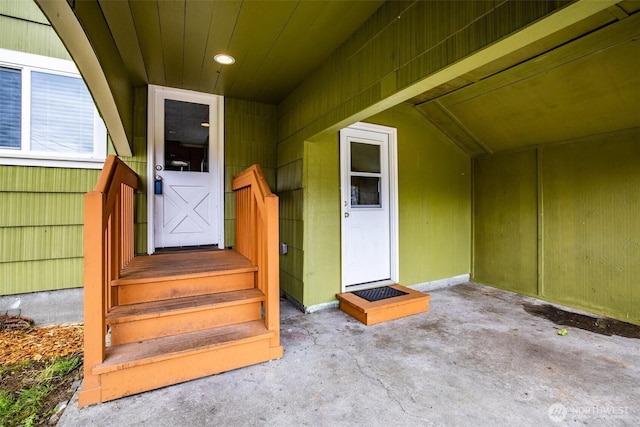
[0,48,106,168]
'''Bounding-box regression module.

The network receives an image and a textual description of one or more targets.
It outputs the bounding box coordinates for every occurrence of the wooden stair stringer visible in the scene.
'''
[336,285,431,326]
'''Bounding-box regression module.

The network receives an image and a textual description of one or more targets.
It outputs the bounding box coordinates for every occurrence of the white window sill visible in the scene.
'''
[0,154,105,169]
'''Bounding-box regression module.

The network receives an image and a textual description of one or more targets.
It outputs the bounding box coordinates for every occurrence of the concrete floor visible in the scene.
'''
[58,283,639,426]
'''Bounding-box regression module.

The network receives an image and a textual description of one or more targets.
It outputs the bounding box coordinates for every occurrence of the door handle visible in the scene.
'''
[344,212,349,218]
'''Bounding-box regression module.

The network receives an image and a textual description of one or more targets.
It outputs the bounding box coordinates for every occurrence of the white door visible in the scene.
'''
[148,86,224,250]
[340,123,398,291]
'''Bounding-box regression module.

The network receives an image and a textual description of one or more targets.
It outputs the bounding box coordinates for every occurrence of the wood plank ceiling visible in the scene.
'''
[97,0,384,104]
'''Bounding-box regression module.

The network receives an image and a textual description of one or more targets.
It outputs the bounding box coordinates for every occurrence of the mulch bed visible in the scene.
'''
[1,319,84,426]
[0,322,83,365]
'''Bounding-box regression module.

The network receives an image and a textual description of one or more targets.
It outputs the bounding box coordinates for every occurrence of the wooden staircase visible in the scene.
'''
[79,157,282,406]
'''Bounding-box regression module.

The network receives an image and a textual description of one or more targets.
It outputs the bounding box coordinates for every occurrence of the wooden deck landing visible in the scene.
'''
[119,249,255,281]
[336,285,431,326]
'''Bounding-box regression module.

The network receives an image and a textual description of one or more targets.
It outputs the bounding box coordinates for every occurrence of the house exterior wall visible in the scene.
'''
[0,0,278,293]
[224,99,278,248]
[276,0,568,308]
[124,93,278,254]
[0,0,98,295]
[299,103,471,307]
[473,128,640,325]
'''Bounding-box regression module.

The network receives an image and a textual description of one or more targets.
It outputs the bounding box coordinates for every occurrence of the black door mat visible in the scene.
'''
[353,286,408,302]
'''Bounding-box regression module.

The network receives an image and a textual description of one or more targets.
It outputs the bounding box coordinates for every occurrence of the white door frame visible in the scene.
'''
[146,85,225,254]
[340,122,399,292]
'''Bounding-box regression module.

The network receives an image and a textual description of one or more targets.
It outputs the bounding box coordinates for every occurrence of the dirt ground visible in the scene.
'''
[523,303,640,338]
[0,321,84,426]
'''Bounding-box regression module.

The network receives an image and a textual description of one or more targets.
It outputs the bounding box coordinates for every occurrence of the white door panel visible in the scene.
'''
[340,124,397,290]
[148,86,224,251]
[155,171,213,247]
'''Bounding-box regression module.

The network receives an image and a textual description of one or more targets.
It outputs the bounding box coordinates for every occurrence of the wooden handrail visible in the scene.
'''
[80,155,137,406]
[232,164,280,352]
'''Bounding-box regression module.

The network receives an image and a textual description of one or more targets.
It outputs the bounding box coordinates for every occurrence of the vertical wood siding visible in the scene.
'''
[301,104,471,307]
[275,0,567,307]
[0,0,70,59]
[473,129,640,325]
[225,99,278,248]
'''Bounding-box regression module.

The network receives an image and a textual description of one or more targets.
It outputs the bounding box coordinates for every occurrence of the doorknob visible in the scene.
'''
[155,164,163,171]
[344,212,349,218]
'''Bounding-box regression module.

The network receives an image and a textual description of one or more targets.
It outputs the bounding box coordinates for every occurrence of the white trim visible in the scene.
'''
[146,85,225,254]
[340,122,399,292]
[0,48,106,168]
[35,0,132,156]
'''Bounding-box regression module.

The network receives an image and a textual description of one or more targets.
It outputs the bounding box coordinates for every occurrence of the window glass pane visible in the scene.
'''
[351,142,380,173]
[351,176,380,207]
[0,67,21,149]
[164,99,210,172]
[31,71,95,153]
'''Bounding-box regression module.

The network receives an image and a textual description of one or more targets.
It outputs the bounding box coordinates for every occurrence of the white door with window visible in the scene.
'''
[340,123,398,291]
[148,86,224,251]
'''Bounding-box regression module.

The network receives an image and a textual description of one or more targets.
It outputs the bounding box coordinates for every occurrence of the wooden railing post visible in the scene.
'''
[232,165,282,359]
[79,155,138,407]
[79,191,107,407]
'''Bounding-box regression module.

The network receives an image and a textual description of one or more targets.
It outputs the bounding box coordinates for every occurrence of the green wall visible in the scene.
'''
[0,0,69,59]
[224,99,278,248]
[473,129,640,325]
[0,166,98,294]
[299,103,471,307]
[275,0,566,307]
[0,1,97,295]
[277,0,570,148]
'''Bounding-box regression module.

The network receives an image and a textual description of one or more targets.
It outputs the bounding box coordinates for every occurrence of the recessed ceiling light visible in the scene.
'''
[214,54,235,65]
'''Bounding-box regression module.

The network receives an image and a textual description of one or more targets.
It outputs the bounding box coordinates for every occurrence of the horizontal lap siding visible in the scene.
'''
[0,166,99,294]
[0,1,96,295]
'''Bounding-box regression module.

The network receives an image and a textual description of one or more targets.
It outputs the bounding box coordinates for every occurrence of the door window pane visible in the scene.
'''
[0,67,21,149]
[351,142,380,173]
[351,176,380,207]
[164,99,209,172]
[31,71,95,153]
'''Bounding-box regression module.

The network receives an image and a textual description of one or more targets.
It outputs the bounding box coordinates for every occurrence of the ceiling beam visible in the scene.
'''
[35,0,133,157]
[305,0,620,144]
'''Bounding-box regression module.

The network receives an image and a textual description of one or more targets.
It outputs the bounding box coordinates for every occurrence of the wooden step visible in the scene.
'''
[113,250,257,305]
[336,285,431,326]
[106,289,265,345]
[86,321,281,403]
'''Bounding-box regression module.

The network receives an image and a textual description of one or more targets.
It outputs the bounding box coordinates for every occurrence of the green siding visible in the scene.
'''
[302,137,339,306]
[472,129,640,325]
[300,104,471,307]
[0,0,70,60]
[277,0,569,147]
[277,0,565,307]
[117,86,150,255]
[473,150,538,295]
[541,132,639,324]
[224,98,278,248]
[0,3,101,295]
[0,258,83,295]
[0,166,99,294]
